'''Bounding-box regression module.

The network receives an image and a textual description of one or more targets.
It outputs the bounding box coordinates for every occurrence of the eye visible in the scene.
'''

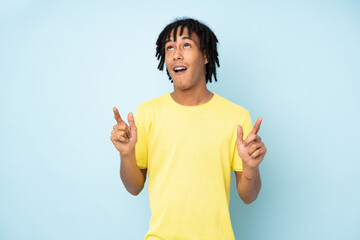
[184,43,191,48]
[166,46,174,51]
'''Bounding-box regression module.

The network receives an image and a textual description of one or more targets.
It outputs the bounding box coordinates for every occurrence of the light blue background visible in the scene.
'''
[1,0,359,239]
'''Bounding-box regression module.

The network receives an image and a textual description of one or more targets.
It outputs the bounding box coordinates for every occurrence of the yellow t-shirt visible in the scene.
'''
[134,92,253,240]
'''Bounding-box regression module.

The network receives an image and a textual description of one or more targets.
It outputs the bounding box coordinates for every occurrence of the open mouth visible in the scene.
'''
[173,66,187,74]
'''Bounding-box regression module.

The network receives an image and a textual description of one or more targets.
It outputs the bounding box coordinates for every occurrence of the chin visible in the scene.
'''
[173,80,192,91]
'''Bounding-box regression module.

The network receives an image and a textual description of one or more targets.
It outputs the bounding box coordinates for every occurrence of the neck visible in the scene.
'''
[170,85,214,106]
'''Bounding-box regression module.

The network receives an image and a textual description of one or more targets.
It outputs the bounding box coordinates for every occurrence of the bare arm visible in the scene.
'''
[235,168,261,204]
[120,151,147,196]
[110,107,147,196]
[235,117,267,204]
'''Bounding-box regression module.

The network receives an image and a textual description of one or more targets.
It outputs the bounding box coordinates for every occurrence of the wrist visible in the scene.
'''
[242,165,259,180]
[120,149,135,159]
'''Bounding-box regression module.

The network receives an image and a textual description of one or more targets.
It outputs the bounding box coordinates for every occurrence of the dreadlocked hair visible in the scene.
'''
[155,17,220,84]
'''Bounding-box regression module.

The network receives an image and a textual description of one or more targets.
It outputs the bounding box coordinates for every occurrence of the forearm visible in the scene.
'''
[120,150,145,196]
[237,166,261,204]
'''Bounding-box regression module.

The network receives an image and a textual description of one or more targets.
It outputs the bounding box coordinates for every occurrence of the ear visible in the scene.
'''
[204,52,208,64]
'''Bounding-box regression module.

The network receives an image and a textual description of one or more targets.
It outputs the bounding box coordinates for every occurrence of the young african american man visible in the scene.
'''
[110,18,267,240]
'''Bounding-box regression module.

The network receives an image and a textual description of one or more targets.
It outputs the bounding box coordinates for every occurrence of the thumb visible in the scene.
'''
[237,125,244,144]
[128,112,137,131]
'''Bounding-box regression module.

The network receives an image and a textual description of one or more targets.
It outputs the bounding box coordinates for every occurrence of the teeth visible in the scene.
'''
[174,67,186,71]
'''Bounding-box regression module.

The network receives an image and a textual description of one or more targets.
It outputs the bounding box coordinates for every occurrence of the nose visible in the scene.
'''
[173,48,183,60]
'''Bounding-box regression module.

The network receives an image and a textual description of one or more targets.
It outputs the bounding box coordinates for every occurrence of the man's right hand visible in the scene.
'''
[110,107,138,156]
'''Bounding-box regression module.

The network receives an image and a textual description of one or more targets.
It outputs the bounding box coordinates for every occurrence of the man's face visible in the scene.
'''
[164,27,208,90]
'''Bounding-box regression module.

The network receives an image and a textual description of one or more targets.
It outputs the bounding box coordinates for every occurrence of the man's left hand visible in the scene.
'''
[237,117,267,170]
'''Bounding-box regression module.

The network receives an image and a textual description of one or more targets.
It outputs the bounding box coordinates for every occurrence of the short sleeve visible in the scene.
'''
[134,104,151,169]
[231,111,253,172]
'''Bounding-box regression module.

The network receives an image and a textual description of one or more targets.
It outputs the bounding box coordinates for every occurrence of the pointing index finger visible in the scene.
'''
[113,107,123,124]
[252,117,262,134]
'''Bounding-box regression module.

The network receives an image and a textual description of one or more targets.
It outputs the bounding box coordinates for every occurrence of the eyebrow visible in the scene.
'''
[165,36,193,44]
